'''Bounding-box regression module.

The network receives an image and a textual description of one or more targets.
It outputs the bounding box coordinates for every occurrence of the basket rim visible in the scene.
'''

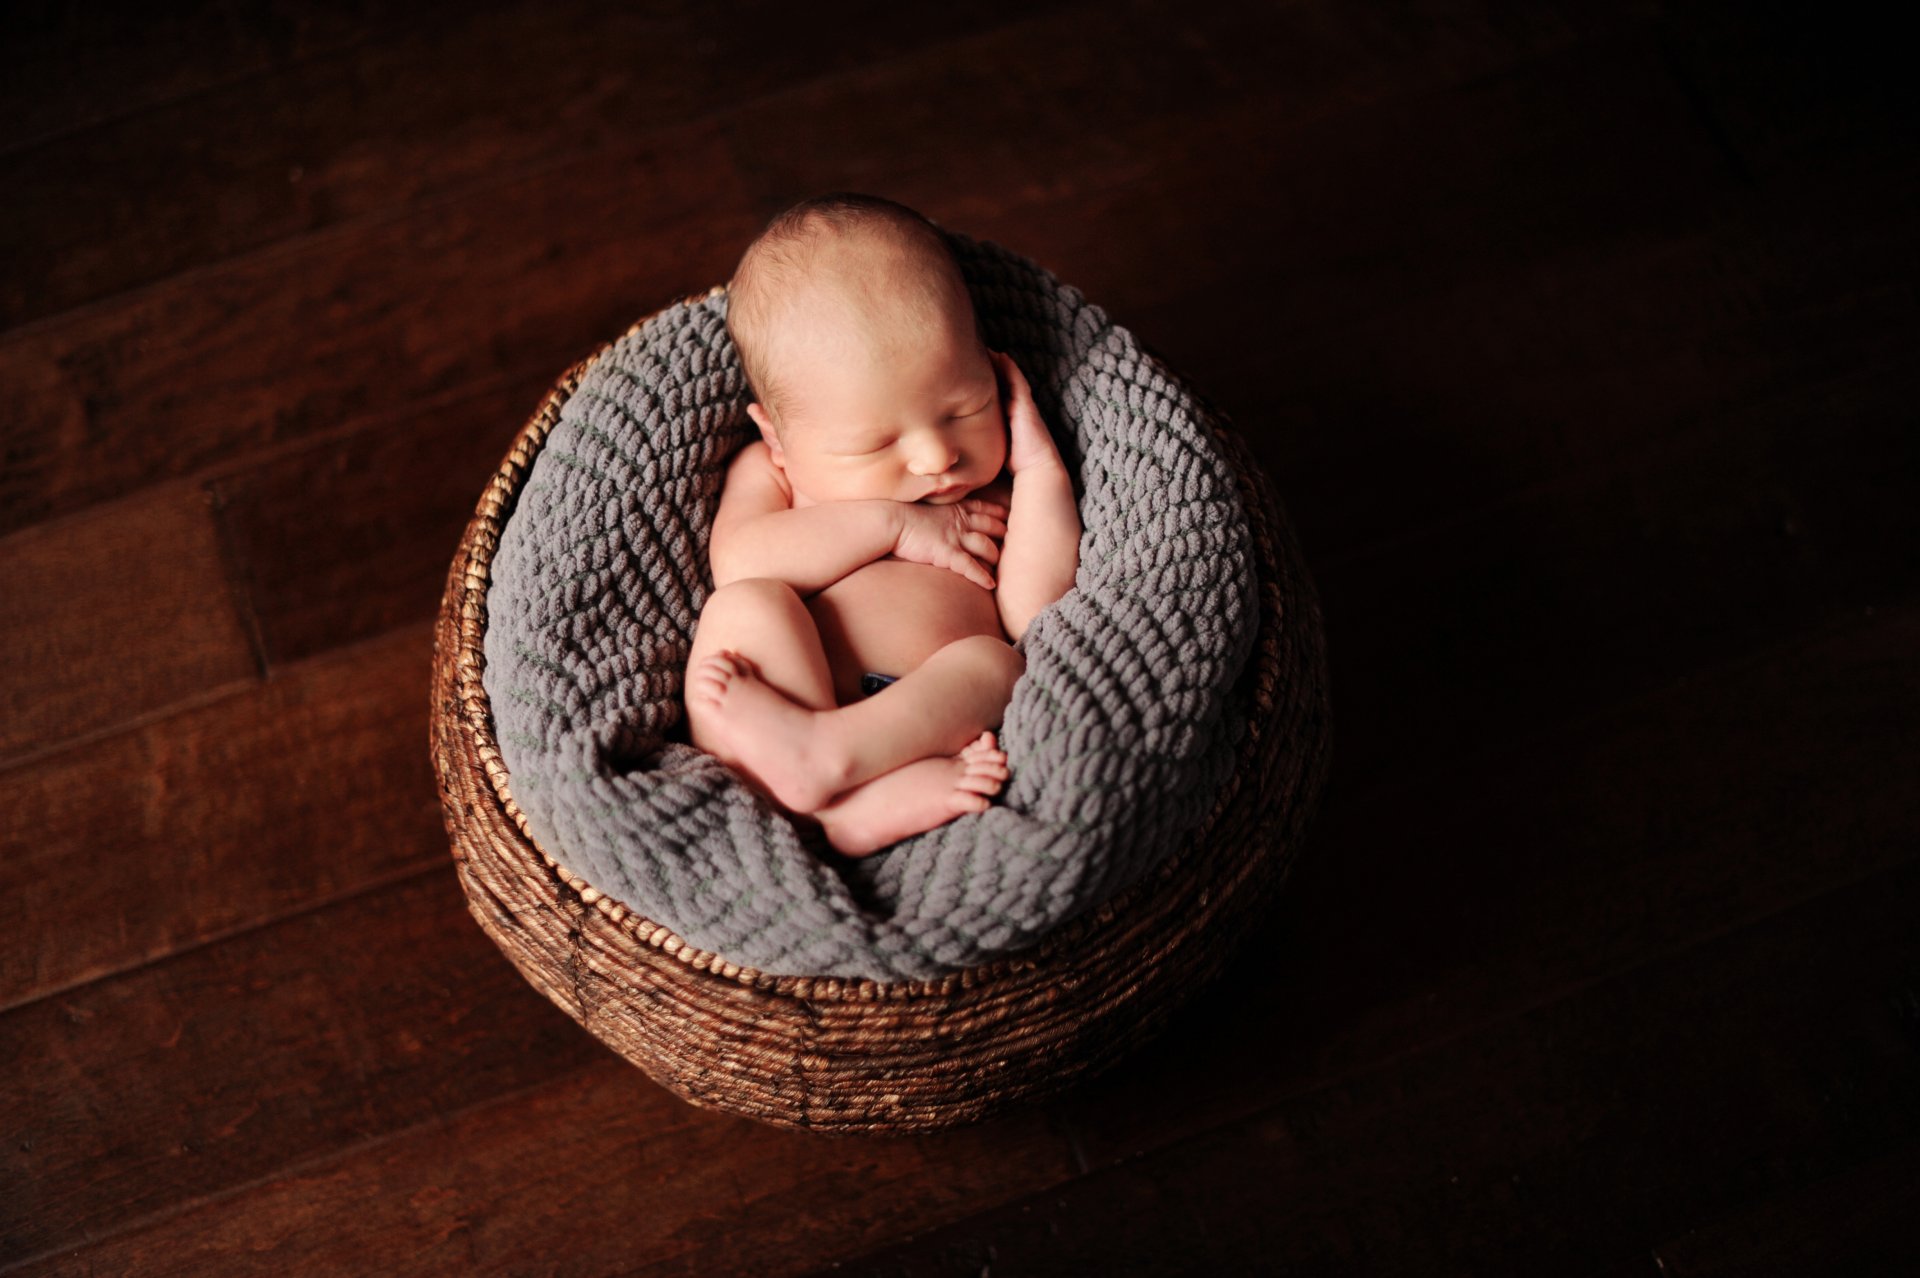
[441,283,1294,1003]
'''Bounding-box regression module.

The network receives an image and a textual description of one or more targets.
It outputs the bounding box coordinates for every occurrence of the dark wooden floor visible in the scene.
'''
[5,1,1917,1272]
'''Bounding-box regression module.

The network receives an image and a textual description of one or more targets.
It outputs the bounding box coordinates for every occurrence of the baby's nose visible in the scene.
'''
[907,433,960,475]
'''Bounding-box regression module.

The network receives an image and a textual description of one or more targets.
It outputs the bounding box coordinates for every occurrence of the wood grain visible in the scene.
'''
[1061,597,1920,1163]
[722,0,1648,283]
[5,0,1915,1270]
[208,370,557,667]
[0,0,1065,327]
[0,127,755,539]
[11,591,1913,1271]
[200,20,1779,678]
[1319,352,1919,785]
[0,482,258,764]
[0,866,608,1269]
[8,1033,1079,1277]
[0,0,400,152]
[814,855,1920,1276]
[0,624,442,1011]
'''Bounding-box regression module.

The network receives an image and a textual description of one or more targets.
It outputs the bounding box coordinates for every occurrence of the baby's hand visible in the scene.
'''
[991,350,1063,476]
[893,498,1009,590]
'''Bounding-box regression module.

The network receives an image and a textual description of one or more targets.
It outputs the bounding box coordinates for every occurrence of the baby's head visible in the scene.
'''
[726,194,1007,506]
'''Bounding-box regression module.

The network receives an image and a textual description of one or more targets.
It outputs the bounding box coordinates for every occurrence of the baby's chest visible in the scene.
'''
[805,560,1004,687]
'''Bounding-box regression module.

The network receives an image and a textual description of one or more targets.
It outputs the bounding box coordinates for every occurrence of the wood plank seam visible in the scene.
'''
[859,850,1920,1273]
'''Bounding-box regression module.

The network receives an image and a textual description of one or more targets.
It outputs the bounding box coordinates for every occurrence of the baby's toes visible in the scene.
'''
[964,741,1008,768]
[955,765,1005,798]
[947,790,992,815]
[963,747,1009,776]
[959,730,999,760]
[689,655,736,699]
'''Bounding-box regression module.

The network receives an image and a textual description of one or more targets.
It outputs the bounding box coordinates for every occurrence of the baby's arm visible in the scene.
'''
[710,442,1008,594]
[709,443,899,593]
[989,352,1083,643]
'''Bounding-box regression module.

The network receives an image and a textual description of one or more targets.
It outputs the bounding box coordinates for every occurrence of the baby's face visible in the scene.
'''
[750,311,1008,508]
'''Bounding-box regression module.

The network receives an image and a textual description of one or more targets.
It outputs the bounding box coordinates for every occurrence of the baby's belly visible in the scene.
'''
[805,559,1006,704]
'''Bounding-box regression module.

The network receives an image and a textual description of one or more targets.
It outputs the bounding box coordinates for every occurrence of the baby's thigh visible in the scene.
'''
[690,578,835,709]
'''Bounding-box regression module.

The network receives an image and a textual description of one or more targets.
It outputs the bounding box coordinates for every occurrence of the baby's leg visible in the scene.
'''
[813,732,1010,857]
[685,579,836,797]
[693,633,1025,814]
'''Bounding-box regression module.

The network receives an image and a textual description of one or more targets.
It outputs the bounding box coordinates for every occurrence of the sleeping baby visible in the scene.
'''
[685,193,1082,857]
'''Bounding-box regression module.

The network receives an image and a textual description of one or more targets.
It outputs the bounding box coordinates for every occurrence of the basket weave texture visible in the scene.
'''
[430,294,1332,1134]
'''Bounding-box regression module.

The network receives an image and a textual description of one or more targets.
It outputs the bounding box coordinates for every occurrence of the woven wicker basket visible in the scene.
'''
[430,294,1332,1134]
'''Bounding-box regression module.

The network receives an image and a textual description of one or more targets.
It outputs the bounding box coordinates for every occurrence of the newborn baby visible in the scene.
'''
[686,194,1082,857]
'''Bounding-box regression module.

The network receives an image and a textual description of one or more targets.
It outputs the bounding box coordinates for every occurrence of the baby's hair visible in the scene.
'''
[725,193,980,419]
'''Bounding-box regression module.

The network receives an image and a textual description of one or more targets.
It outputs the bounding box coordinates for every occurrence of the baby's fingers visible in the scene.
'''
[964,509,1009,537]
[961,531,1002,564]
[991,350,1035,401]
[947,551,995,590]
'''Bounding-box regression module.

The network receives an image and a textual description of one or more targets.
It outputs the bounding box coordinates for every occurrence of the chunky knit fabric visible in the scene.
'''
[482,236,1256,981]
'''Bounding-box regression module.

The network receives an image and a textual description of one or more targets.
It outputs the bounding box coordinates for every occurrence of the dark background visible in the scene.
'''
[4,1,1916,1273]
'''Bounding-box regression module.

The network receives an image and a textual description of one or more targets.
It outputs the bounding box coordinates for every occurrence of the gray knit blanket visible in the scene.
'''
[482,236,1256,982]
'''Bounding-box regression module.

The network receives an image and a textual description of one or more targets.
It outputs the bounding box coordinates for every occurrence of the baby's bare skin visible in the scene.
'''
[693,649,1010,857]
[686,209,1081,856]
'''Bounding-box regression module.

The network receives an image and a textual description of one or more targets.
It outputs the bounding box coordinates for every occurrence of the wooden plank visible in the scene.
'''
[7,1060,1078,1278]
[722,0,1648,257]
[722,14,1915,581]
[0,123,756,540]
[0,867,610,1268]
[806,856,1920,1276]
[52,236,1902,1012]
[0,623,442,1011]
[0,0,398,152]
[1652,1142,1920,1276]
[0,0,1638,538]
[1021,19,1722,325]
[206,21,1756,677]
[970,30,1915,563]
[0,482,257,764]
[207,369,555,667]
[1058,595,1920,1164]
[1317,351,1919,787]
[1,0,1069,328]
[210,335,1917,745]
[1179,161,1920,564]
[8,592,1912,1273]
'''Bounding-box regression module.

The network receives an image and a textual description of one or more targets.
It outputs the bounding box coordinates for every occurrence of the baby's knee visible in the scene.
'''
[952,634,1026,696]
[699,577,808,627]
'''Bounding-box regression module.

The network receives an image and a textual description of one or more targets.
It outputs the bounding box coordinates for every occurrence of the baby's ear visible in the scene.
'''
[746,402,785,465]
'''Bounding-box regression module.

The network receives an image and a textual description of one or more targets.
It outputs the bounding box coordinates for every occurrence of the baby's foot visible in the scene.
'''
[817,731,1010,858]
[687,651,853,813]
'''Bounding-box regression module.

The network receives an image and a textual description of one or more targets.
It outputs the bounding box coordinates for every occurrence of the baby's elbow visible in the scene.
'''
[1000,578,1075,644]
[997,598,1038,646]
